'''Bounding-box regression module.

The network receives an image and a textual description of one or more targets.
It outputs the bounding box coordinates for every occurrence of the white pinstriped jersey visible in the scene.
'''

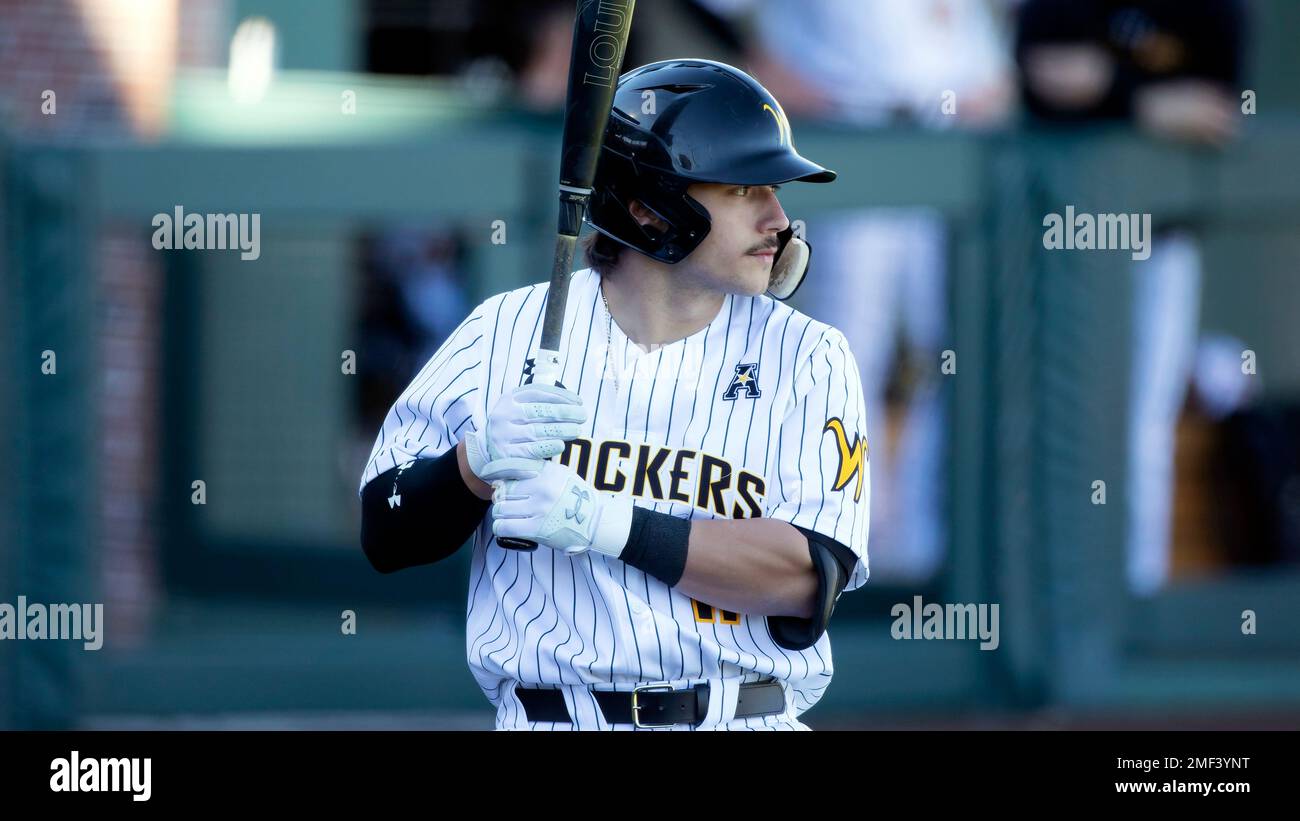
[360,267,870,729]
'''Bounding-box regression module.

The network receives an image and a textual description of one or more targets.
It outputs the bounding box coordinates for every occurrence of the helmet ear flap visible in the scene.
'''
[767,225,811,301]
[587,160,712,264]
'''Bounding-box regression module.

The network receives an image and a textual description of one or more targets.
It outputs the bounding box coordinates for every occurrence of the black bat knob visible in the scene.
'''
[497,537,539,551]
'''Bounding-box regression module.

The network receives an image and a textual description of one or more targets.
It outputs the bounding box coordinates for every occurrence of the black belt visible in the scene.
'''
[514,681,786,728]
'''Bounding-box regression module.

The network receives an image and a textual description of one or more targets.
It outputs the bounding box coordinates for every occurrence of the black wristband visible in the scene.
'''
[617,507,691,586]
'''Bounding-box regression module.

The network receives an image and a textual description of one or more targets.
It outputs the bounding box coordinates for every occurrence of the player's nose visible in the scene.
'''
[760,190,790,235]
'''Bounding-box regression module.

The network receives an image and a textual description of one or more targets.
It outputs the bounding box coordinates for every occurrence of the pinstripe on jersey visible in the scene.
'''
[360,268,870,729]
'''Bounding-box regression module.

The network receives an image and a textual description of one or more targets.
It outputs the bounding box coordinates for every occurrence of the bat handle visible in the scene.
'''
[498,346,566,551]
[526,347,564,388]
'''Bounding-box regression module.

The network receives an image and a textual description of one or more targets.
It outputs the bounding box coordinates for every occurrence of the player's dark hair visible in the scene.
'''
[580,229,623,277]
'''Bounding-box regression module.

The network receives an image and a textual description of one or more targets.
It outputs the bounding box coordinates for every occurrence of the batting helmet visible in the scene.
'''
[586,58,836,300]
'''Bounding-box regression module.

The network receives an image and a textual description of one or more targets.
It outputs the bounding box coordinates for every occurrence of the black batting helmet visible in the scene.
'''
[586,58,836,300]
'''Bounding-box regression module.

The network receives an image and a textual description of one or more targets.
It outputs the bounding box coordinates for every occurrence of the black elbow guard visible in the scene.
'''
[767,526,858,652]
[360,445,489,573]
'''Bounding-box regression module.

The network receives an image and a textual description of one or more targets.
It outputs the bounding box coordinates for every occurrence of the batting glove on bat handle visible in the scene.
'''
[463,383,587,487]
[500,347,567,551]
[477,457,546,551]
[489,459,633,557]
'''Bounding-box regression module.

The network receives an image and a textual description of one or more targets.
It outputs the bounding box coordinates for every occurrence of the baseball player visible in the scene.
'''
[359,59,869,730]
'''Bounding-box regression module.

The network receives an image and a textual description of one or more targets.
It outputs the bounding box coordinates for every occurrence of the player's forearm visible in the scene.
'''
[456,439,494,501]
[673,518,818,619]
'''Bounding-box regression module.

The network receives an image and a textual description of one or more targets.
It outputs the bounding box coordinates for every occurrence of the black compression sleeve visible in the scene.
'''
[359,446,489,573]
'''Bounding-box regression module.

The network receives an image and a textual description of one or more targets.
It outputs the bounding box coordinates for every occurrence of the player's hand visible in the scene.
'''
[464,385,587,483]
[1134,80,1239,148]
[485,458,633,557]
[1022,44,1114,110]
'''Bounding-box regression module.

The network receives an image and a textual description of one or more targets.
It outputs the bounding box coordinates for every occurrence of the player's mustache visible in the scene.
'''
[747,239,779,253]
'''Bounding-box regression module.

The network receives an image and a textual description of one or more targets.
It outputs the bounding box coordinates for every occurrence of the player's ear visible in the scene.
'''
[628,199,669,233]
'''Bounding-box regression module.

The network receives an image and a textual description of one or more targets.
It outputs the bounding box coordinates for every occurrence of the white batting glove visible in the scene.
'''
[464,384,587,483]
[486,458,634,557]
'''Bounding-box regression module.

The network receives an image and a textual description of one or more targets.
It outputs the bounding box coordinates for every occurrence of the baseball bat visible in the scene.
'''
[497,0,636,551]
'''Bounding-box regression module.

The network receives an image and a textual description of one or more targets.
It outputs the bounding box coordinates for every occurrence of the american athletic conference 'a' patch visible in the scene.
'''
[823,417,866,503]
[722,363,760,400]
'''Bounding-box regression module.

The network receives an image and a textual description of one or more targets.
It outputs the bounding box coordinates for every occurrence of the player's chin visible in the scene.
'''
[740,252,776,295]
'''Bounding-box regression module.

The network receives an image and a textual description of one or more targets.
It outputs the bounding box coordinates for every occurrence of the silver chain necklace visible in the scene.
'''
[601,284,672,395]
[600,287,618,395]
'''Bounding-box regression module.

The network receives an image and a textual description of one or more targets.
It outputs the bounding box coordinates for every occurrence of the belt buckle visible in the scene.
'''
[631,681,677,729]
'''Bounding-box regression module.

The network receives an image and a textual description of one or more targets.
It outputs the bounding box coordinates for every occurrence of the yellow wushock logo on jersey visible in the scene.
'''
[823,418,866,503]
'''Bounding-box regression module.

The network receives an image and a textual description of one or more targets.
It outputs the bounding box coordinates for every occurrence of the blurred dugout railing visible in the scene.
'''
[3,86,1300,726]
[986,127,1300,713]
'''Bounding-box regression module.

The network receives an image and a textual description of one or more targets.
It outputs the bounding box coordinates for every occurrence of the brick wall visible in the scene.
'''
[0,0,228,647]
[0,0,130,135]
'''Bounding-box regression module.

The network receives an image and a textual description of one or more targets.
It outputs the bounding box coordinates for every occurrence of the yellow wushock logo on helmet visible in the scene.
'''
[823,418,866,503]
[762,102,792,146]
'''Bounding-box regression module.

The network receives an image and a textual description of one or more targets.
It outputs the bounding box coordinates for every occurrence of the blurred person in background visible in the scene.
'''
[458,0,576,110]
[1016,0,1249,594]
[465,0,749,110]
[702,0,1017,580]
[350,227,470,512]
